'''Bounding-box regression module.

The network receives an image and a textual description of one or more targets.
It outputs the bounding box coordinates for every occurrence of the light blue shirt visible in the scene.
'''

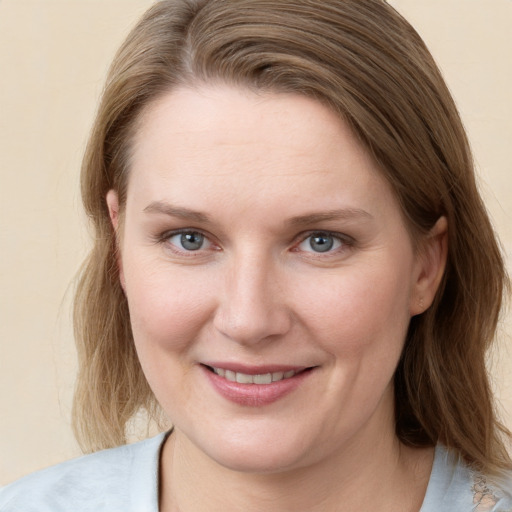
[1,433,511,511]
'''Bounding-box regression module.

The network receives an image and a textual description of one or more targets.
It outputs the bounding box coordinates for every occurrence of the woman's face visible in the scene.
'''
[108,85,444,473]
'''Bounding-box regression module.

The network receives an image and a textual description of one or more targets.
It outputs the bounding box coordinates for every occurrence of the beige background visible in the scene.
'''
[0,0,511,485]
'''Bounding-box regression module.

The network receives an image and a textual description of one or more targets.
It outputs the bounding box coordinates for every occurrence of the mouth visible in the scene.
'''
[202,364,313,385]
[201,364,316,406]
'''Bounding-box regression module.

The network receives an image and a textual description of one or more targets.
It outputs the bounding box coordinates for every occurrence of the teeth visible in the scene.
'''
[272,371,284,381]
[236,372,253,384]
[212,367,299,384]
[253,373,272,384]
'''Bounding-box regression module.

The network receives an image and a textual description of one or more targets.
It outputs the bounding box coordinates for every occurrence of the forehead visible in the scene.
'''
[126,85,400,225]
[132,86,356,167]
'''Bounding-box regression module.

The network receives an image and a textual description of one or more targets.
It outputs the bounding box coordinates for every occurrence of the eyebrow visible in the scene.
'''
[143,201,373,226]
[286,209,373,227]
[143,201,211,223]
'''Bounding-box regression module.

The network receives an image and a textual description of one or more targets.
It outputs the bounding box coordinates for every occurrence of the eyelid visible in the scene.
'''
[155,228,219,254]
[292,230,354,254]
[152,227,354,256]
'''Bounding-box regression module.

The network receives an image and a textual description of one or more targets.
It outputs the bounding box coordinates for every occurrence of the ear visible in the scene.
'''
[106,189,120,230]
[410,216,448,316]
[106,189,125,290]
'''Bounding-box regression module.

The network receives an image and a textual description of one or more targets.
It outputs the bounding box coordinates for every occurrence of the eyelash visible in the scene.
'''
[153,228,216,256]
[153,229,354,257]
[294,231,354,255]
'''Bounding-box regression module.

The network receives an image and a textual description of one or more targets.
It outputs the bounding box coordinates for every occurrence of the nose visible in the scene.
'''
[213,253,292,346]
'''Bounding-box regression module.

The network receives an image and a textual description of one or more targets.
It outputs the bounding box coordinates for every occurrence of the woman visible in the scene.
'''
[1,0,511,510]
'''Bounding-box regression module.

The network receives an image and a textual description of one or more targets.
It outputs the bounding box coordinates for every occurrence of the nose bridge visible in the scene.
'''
[214,247,291,345]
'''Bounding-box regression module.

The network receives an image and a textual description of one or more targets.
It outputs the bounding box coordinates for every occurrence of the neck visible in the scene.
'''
[159,403,433,512]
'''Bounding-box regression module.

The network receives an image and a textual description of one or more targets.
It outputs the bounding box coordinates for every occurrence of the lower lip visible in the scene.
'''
[202,366,313,407]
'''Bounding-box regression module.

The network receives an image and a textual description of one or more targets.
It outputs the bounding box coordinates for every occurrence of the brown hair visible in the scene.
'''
[73,0,511,479]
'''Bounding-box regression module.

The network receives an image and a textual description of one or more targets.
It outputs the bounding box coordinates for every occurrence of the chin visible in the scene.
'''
[209,445,306,475]
[189,422,317,475]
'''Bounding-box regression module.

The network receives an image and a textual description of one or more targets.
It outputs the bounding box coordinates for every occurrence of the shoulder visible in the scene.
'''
[421,444,512,512]
[0,432,168,512]
[471,472,512,512]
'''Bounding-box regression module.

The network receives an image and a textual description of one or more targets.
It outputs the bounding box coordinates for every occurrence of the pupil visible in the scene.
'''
[310,234,333,253]
[181,232,203,251]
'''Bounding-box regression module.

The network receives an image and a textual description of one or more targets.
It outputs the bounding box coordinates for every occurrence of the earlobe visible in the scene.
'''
[105,189,125,290]
[410,216,448,316]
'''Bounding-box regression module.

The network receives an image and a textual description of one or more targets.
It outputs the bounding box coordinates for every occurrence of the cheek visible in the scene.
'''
[123,257,215,353]
[121,258,218,416]
[296,260,413,358]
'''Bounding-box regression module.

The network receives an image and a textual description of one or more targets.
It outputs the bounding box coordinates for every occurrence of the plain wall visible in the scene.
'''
[1,0,511,485]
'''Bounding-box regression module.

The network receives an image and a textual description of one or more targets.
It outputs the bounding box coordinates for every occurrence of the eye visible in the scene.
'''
[297,232,344,253]
[168,231,211,252]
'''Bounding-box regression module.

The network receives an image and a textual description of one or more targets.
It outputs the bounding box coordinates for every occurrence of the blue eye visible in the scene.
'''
[299,233,343,253]
[169,231,208,251]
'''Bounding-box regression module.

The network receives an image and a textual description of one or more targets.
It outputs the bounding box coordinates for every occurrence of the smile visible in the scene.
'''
[202,363,314,406]
[210,367,300,385]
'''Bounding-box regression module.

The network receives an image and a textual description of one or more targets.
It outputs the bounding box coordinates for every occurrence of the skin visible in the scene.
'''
[107,85,447,511]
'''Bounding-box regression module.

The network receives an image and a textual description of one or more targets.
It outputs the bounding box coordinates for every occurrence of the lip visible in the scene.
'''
[201,363,315,407]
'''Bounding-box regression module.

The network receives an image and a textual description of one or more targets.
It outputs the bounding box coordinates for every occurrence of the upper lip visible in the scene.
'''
[202,362,311,375]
